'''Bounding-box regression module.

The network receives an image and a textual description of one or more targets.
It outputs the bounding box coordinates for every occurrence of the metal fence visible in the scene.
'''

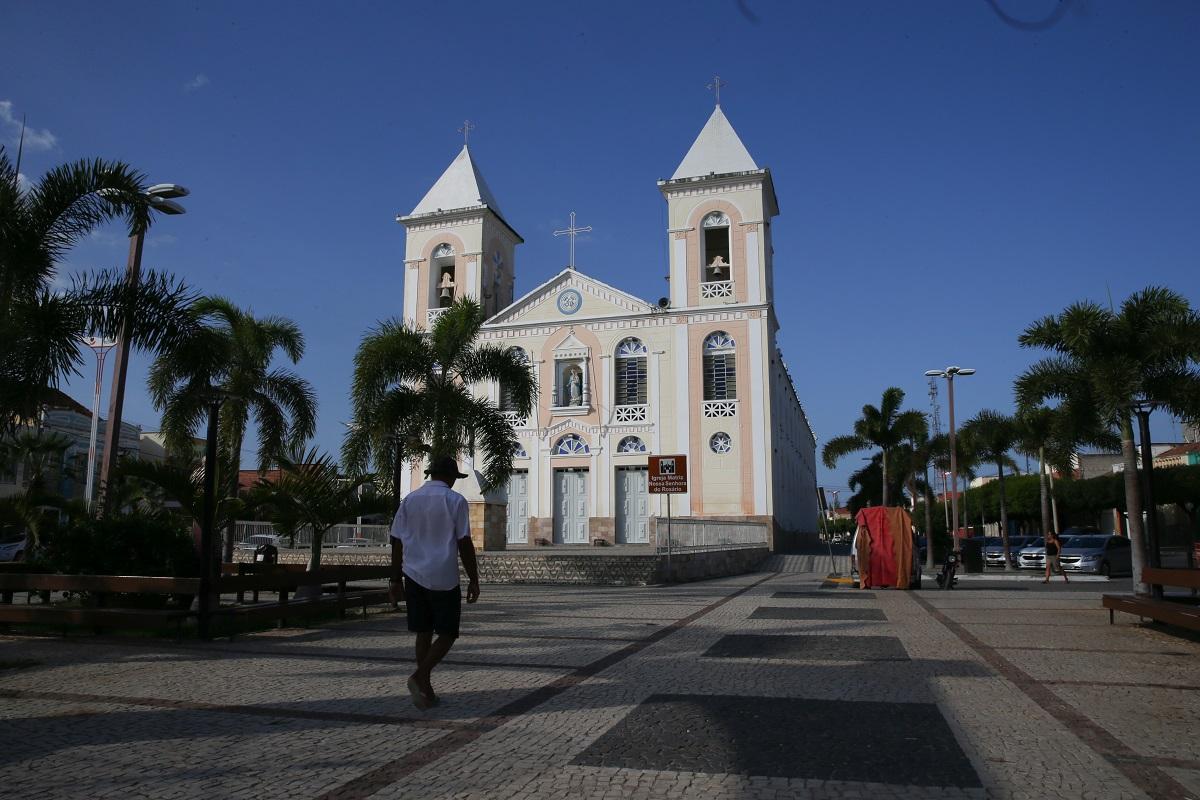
[653,518,769,553]
[233,520,391,549]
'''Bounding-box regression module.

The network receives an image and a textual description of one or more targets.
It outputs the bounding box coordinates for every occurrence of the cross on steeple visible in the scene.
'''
[458,119,476,145]
[707,75,727,106]
[553,211,592,270]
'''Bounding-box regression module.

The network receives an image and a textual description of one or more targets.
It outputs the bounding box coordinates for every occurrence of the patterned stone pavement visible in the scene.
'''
[1,568,1198,799]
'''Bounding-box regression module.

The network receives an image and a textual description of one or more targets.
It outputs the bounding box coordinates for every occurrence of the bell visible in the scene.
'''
[440,285,453,300]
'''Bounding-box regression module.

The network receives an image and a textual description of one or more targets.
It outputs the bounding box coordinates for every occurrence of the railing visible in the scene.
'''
[654,518,769,553]
[426,307,449,327]
[614,404,647,423]
[501,410,529,428]
[234,520,391,549]
[702,399,738,418]
[700,280,734,299]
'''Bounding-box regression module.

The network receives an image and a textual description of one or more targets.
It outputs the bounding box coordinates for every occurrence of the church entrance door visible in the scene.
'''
[615,466,649,544]
[553,468,589,544]
[506,470,529,545]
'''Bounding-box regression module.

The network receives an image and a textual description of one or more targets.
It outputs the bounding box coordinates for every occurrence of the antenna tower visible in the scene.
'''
[928,377,943,439]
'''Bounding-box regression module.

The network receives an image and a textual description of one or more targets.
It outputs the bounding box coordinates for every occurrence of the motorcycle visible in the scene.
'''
[935,551,959,590]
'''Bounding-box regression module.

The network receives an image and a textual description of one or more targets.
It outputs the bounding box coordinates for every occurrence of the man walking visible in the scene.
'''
[389,456,481,709]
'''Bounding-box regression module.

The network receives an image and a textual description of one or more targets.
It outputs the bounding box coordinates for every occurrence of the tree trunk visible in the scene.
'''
[309,529,322,572]
[222,430,242,564]
[880,449,889,508]
[1038,447,1050,535]
[998,459,1012,571]
[1120,415,1148,596]
[392,438,405,514]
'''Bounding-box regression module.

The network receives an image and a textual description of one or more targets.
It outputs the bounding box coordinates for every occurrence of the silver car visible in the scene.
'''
[1059,535,1132,576]
[1017,538,1046,570]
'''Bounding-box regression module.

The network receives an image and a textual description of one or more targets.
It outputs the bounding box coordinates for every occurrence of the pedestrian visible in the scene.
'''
[389,456,481,710]
[1043,531,1069,584]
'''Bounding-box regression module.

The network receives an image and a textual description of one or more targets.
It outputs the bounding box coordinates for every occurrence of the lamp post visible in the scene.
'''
[925,367,975,553]
[98,184,188,514]
[1132,400,1163,599]
[80,335,117,511]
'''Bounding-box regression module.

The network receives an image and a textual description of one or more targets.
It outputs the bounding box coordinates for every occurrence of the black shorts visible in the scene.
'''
[404,576,462,637]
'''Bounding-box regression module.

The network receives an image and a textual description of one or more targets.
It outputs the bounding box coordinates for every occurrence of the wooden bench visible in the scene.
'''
[1103,567,1200,632]
[0,574,201,636]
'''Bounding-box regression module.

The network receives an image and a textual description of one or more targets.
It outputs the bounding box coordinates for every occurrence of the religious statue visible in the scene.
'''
[566,370,582,406]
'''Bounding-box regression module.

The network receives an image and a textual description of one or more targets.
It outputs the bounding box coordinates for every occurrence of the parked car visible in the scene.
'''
[1017,538,1046,570]
[334,537,373,549]
[0,530,28,562]
[236,533,282,551]
[984,535,1037,569]
[1060,534,1132,576]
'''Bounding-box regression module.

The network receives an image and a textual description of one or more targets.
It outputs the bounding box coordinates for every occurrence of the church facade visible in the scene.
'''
[396,105,817,548]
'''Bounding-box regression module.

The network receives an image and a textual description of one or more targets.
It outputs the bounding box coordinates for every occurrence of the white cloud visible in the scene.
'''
[0,100,58,151]
[16,172,31,191]
[183,74,210,92]
[88,230,124,247]
[146,233,177,248]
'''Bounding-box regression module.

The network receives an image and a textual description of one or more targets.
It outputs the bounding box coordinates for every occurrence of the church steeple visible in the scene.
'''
[398,142,522,326]
[671,105,759,180]
[658,102,778,310]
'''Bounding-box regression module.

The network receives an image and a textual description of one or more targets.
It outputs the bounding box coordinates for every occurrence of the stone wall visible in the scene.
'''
[468,501,507,551]
[235,546,767,586]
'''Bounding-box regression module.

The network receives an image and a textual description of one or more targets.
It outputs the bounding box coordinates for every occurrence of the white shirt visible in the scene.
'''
[390,480,470,591]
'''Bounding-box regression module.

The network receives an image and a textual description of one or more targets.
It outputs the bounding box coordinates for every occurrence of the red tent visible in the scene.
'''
[853,507,914,589]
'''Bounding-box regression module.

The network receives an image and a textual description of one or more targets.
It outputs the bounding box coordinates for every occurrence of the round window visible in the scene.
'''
[709,432,732,454]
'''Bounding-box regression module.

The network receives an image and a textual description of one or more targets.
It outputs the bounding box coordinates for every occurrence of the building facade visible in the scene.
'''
[396,106,817,546]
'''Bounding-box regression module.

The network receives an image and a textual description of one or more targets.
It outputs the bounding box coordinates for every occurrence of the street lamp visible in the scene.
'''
[925,366,975,553]
[80,335,117,511]
[98,183,189,513]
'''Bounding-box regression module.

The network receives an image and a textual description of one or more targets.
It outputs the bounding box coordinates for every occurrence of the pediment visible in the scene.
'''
[486,269,654,326]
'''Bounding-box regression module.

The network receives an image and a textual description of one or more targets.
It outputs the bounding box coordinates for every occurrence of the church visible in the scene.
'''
[396,103,818,549]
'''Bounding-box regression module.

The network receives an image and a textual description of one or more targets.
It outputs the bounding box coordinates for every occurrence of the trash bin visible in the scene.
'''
[959,539,984,573]
[254,543,278,565]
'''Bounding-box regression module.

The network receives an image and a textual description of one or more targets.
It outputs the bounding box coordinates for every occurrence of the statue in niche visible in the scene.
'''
[566,369,582,406]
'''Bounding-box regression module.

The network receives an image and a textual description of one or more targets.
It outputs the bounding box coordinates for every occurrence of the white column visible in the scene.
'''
[582,357,591,407]
[403,264,419,326]
[744,228,760,303]
[464,256,479,300]
[673,323,691,515]
[671,235,688,307]
[748,316,768,515]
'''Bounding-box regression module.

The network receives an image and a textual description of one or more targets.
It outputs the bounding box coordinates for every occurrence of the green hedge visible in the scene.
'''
[35,513,199,577]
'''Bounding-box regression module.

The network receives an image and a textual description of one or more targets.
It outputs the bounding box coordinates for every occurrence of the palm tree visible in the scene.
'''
[343,297,537,496]
[149,297,317,561]
[249,447,383,573]
[822,387,927,508]
[960,410,1022,570]
[1016,286,1200,594]
[0,148,194,433]
[894,430,937,572]
[1014,405,1120,538]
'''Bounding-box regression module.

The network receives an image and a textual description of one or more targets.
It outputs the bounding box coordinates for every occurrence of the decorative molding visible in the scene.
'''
[700,281,734,300]
[703,400,738,418]
[614,404,648,423]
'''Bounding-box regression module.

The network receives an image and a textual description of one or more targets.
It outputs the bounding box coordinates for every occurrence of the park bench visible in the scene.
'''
[1103,567,1200,632]
[0,574,200,636]
[0,566,394,638]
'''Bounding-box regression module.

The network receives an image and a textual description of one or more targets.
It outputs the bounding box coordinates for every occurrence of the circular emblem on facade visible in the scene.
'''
[556,289,583,315]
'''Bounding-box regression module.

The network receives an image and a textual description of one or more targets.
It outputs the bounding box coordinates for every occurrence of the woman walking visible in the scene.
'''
[1043,531,1069,584]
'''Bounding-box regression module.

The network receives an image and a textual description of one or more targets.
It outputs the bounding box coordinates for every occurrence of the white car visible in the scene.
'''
[0,531,29,562]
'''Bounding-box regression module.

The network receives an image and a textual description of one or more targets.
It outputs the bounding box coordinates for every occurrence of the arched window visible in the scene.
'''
[614,337,647,406]
[703,331,737,401]
[617,436,647,453]
[553,433,589,456]
[701,212,731,283]
[431,243,456,308]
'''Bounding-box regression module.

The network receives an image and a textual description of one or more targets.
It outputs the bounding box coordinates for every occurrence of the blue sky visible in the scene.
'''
[4,1,1199,495]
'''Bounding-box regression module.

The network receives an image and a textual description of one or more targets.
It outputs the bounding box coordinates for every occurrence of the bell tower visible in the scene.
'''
[397,143,522,327]
[658,103,778,310]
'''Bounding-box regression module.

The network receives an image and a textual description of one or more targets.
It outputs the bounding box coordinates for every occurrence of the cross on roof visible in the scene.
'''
[553,211,592,270]
[458,119,476,145]
[707,75,727,106]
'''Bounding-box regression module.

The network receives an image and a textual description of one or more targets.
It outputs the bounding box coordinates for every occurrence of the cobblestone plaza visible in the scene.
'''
[2,561,1198,799]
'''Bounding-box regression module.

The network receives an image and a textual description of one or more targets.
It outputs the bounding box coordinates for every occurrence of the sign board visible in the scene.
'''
[648,455,688,494]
